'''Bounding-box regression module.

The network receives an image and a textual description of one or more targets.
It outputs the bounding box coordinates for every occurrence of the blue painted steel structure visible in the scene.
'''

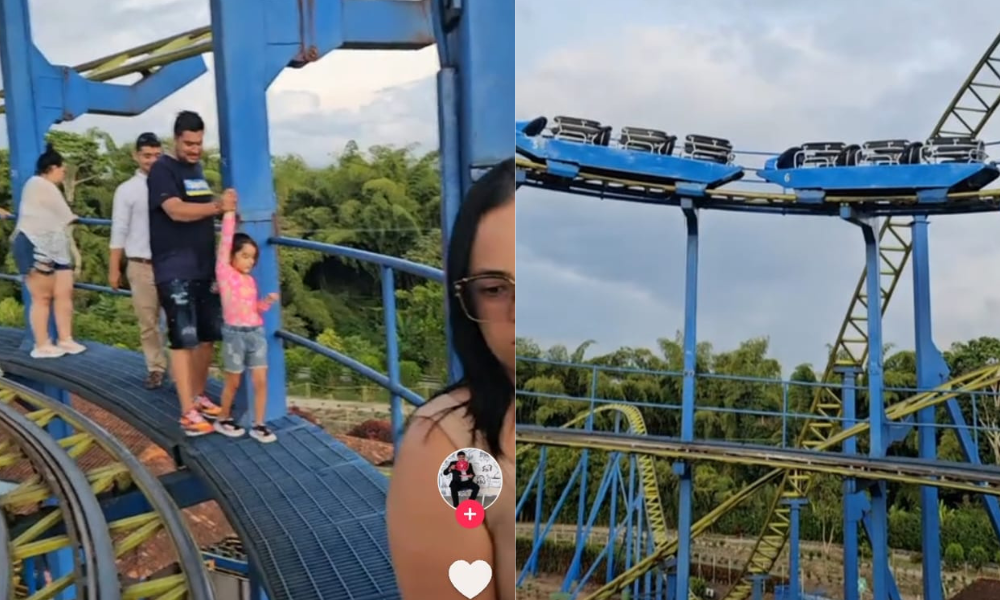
[515,99,1000,599]
[0,0,512,597]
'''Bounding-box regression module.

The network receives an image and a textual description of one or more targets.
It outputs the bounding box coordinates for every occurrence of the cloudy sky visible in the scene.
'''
[1,0,440,164]
[516,0,1000,372]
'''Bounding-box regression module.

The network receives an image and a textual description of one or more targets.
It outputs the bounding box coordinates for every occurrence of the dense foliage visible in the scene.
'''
[0,129,448,396]
[516,334,1000,557]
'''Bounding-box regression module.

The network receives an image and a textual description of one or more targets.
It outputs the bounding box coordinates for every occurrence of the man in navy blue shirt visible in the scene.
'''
[147,110,236,436]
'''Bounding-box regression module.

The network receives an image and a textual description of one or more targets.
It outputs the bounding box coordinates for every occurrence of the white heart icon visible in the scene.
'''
[448,559,492,599]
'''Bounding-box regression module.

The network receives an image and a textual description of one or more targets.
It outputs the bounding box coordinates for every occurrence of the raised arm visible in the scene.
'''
[216,210,237,279]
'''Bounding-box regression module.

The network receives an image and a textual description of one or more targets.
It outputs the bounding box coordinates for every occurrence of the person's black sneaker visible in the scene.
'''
[144,371,164,390]
[213,419,246,438]
[250,425,276,443]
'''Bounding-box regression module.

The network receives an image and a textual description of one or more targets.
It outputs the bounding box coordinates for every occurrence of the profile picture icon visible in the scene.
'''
[439,447,503,509]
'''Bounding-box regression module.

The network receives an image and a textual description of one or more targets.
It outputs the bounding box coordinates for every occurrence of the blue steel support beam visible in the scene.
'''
[563,371,598,591]
[785,498,808,600]
[838,367,861,600]
[432,0,513,381]
[841,209,890,600]
[911,215,947,600]
[674,200,699,600]
[209,0,289,429]
[0,0,205,349]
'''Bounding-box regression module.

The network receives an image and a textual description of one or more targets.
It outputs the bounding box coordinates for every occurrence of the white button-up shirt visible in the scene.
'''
[109,169,152,259]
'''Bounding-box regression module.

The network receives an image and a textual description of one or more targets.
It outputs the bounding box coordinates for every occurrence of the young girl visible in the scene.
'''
[213,201,279,443]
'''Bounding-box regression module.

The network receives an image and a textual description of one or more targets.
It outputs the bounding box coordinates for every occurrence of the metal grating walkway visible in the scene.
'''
[0,327,399,600]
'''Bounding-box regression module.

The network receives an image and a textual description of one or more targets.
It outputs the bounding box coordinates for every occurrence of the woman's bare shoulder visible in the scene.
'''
[410,387,470,421]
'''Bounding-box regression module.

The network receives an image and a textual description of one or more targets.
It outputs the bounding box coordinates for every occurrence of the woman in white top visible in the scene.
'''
[11,143,87,359]
[387,158,515,600]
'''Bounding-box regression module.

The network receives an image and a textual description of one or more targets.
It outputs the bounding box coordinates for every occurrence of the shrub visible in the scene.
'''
[968,546,988,570]
[944,543,965,569]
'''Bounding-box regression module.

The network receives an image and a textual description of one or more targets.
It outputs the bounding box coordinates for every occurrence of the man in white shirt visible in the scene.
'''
[109,132,167,389]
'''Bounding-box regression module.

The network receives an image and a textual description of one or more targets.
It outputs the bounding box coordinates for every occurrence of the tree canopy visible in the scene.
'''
[516,333,1000,556]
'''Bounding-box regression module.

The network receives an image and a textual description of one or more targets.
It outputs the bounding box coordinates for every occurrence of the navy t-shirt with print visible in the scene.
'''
[147,155,217,284]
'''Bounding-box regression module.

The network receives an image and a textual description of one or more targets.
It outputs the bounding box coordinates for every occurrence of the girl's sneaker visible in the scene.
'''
[30,345,66,359]
[250,425,276,444]
[214,418,246,438]
[180,409,213,437]
[57,339,87,355]
[194,395,222,420]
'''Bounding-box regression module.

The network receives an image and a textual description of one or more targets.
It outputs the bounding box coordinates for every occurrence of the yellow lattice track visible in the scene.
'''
[725,30,1000,600]
[0,378,213,599]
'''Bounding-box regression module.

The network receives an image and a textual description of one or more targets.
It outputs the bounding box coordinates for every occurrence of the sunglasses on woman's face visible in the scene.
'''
[453,272,515,323]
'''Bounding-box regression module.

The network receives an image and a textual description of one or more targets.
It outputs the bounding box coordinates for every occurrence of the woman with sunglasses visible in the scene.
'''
[387,158,515,600]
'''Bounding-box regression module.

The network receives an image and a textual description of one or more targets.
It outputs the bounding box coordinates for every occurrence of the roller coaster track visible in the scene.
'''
[726,31,1000,600]
[0,378,214,600]
[517,427,1000,499]
[517,363,1000,600]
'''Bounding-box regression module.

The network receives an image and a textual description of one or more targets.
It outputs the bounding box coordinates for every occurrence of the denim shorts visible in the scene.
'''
[221,325,267,373]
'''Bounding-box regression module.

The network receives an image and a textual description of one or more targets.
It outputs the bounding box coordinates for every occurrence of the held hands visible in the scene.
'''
[265,292,280,304]
[220,188,238,213]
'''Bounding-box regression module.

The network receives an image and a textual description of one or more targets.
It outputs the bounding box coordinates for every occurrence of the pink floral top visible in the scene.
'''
[216,212,275,327]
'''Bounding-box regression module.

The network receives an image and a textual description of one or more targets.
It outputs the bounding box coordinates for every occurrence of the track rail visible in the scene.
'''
[518,426,1000,497]
[0,379,214,600]
[0,389,119,599]
[517,363,1000,600]
[727,29,1000,600]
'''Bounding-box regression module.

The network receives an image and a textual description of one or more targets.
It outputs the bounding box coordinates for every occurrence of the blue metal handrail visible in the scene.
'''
[0,216,445,442]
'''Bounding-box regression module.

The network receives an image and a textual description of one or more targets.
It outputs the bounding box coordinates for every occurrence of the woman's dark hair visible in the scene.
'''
[35,143,63,176]
[428,157,516,457]
[231,233,259,264]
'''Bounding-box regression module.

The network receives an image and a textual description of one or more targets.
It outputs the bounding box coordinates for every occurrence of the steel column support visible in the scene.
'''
[750,574,767,600]
[432,0,513,381]
[785,498,808,600]
[675,200,699,600]
[208,0,290,431]
[911,215,947,600]
[838,366,861,600]
[842,208,890,600]
[563,372,597,591]
[863,215,889,600]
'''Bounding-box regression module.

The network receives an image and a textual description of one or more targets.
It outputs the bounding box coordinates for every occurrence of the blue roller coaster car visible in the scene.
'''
[516,115,744,189]
[757,136,999,195]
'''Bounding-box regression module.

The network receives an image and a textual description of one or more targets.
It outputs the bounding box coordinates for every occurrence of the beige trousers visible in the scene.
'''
[127,260,167,373]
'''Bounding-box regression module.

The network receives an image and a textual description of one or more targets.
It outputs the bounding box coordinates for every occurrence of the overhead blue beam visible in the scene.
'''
[340,0,435,49]
[81,59,208,117]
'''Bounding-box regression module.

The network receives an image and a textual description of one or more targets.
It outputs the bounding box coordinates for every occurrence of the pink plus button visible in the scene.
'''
[455,499,485,529]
